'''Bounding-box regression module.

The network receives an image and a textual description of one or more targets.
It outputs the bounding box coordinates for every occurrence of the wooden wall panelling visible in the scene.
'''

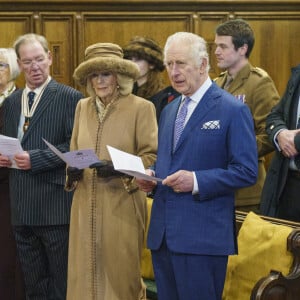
[0,13,32,47]
[195,13,229,79]
[75,11,195,92]
[211,12,300,96]
[0,1,299,93]
[37,13,78,87]
[234,12,300,96]
[195,11,300,96]
[0,13,33,87]
[1,1,300,15]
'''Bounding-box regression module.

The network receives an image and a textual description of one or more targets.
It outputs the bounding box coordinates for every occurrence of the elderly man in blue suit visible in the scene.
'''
[0,34,82,299]
[136,32,258,300]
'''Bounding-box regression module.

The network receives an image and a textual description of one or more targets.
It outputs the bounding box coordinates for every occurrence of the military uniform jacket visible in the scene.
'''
[214,63,280,206]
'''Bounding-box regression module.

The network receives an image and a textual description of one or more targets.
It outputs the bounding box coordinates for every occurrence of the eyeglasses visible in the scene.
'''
[20,56,47,69]
[0,62,9,71]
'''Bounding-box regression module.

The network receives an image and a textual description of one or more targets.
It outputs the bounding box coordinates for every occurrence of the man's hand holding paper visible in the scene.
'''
[0,153,12,168]
[0,134,24,169]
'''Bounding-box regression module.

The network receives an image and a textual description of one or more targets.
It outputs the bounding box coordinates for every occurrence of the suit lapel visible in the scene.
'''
[165,96,181,154]
[174,83,220,152]
[11,90,22,137]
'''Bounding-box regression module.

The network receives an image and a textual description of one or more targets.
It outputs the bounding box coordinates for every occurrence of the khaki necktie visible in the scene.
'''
[224,75,233,90]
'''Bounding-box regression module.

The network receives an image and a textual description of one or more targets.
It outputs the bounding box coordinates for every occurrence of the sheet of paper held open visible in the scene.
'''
[0,134,23,155]
[0,134,24,168]
[106,145,162,182]
[43,138,100,169]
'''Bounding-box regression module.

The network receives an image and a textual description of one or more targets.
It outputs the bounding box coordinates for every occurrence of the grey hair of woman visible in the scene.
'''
[163,32,210,72]
[0,48,20,81]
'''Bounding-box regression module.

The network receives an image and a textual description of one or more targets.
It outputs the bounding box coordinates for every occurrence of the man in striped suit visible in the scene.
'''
[0,33,83,299]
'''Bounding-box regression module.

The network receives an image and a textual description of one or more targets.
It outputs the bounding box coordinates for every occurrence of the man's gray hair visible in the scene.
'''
[164,32,210,72]
[13,33,49,58]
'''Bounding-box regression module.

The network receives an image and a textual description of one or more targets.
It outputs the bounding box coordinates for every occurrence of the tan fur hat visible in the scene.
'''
[123,36,165,72]
[73,42,140,86]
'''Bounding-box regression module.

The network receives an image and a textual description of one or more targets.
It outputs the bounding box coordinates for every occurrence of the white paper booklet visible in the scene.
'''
[106,145,162,182]
[0,134,24,168]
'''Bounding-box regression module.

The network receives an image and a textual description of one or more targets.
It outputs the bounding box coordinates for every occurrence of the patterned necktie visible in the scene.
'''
[294,117,300,169]
[173,97,191,150]
[28,91,36,110]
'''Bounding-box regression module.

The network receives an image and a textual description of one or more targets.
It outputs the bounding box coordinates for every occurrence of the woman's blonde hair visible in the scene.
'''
[85,73,134,97]
[0,48,20,81]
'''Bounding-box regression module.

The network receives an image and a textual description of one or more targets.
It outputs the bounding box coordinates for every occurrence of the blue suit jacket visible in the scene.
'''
[147,82,258,256]
[3,79,83,226]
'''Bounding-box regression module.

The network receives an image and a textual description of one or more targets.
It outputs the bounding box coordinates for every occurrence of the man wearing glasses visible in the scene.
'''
[0,33,82,300]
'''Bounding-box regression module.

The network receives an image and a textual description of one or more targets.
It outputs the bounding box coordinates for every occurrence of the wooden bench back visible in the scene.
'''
[235,211,300,300]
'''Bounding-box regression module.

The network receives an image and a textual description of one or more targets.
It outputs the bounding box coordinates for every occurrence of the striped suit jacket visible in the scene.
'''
[3,79,83,226]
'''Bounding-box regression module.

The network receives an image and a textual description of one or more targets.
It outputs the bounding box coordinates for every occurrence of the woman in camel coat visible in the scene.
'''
[66,43,158,300]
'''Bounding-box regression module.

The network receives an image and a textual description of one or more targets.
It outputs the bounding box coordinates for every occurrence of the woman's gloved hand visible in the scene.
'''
[65,167,83,191]
[89,160,122,177]
[67,167,83,182]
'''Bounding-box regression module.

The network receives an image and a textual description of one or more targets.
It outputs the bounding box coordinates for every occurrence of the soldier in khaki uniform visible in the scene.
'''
[214,19,280,211]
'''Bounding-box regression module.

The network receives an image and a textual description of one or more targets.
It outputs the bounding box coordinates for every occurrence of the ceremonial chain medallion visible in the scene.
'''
[23,117,30,132]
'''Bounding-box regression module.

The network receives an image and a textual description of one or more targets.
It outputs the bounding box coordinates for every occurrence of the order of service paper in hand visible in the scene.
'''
[43,138,100,169]
[106,145,162,182]
[0,134,24,168]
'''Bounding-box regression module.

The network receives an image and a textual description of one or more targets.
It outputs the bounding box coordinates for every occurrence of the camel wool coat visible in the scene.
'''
[66,94,158,300]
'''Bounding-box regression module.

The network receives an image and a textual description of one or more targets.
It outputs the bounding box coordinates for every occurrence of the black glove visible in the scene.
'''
[67,166,83,182]
[89,160,122,178]
[65,167,83,191]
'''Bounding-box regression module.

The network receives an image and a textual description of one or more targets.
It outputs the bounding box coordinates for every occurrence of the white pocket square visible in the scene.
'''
[201,120,220,129]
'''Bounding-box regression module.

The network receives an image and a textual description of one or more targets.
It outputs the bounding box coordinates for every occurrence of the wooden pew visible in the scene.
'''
[239,212,300,300]
[144,211,300,300]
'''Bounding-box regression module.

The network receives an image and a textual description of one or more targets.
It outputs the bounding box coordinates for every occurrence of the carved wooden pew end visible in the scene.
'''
[143,206,300,300]
[250,229,300,300]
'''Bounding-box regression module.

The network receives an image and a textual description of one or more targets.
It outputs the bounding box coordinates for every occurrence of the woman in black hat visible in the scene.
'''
[124,36,179,122]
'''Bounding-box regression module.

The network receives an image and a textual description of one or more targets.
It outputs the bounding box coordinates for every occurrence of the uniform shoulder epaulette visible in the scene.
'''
[213,71,226,81]
[251,66,269,77]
